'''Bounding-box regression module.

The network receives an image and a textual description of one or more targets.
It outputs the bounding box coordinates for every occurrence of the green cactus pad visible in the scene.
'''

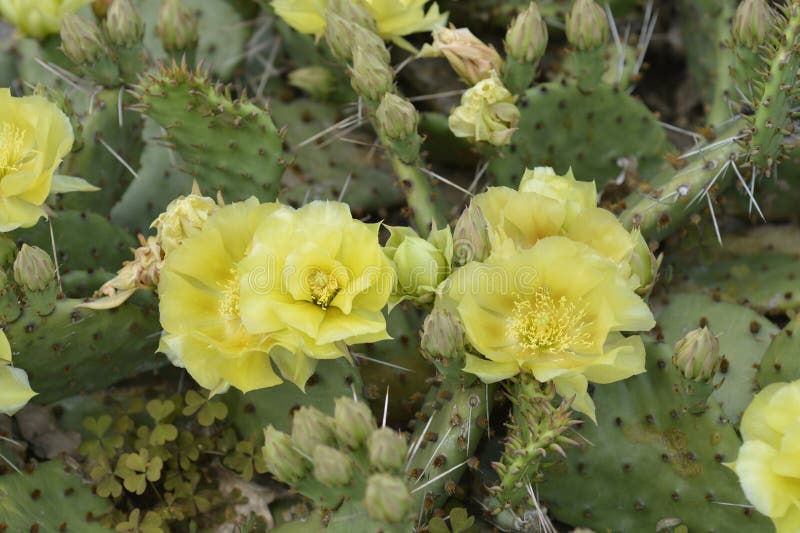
[655,293,778,422]
[488,82,670,189]
[757,314,800,388]
[0,460,113,532]
[539,342,770,532]
[133,62,284,203]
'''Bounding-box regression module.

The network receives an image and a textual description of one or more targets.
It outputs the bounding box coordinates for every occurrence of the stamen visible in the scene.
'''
[508,287,591,354]
[0,123,26,177]
[307,269,340,309]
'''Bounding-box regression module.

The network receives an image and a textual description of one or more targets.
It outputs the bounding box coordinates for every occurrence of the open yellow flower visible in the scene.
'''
[0,330,37,416]
[0,89,74,232]
[157,199,300,394]
[238,201,394,367]
[728,380,800,533]
[445,236,654,420]
[0,0,92,39]
[271,0,446,45]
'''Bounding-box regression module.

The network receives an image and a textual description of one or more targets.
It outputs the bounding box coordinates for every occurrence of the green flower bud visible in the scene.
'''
[452,203,490,266]
[325,12,388,64]
[384,226,452,306]
[364,474,411,523]
[566,0,609,51]
[350,45,394,101]
[13,245,55,292]
[288,66,336,100]
[157,0,199,53]
[367,428,408,473]
[421,308,465,361]
[262,425,309,484]
[312,444,354,487]
[327,0,377,33]
[291,405,336,456]
[105,0,144,46]
[60,14,108,64]
[376,94,418,141]
[732,0,774,49]
[333,397,377,449]
[672,327,722,383]
[630,229,660,296]
[505,2,548,63]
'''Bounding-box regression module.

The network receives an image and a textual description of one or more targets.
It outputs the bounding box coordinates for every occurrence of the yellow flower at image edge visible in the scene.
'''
[0,88,74,232]
[728,380,800,533]
[0,0,92,38]
[447,236,655,420]
[0,330,37,416]
[271,0,446,43]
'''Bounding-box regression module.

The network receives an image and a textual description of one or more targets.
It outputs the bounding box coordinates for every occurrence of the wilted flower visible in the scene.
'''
[151,188,218,255]
[383,225,452,307]
[419,26,503,85]
[448,71,519,146]
[0,89,75,232]
[728,380,800,533]
[0,0,92,39]
[445,237,655,420]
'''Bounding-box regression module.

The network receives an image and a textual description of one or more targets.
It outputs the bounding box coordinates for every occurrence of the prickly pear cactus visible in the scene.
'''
[2,0,800,531]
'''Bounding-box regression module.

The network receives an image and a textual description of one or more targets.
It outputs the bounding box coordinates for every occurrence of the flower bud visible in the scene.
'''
[350,45,394,101]
[421,308,465,361]
[327,0,377,33]
[367,428,408,472]
[291,405,336,456]
[288,66,336,100]
[672,327,721,383]
[60,14,108,64]
[565,0,609,51]
[505,2,548,63]
[384,226,452,306]
[364,474,411,523]
[376,94,418,141]
[262,425,309,484]
[157,0,199,53]
[333,397,377,449]
[732,0,774,49]
[325,12,387,64]
[151,193,218,255]
[419,26,504,86]
[104,0,144,46]
[448,70,519,146]
[312,444,354,487]
[629,229,660,296]
[13,245,55,292]
[452,203,490,266]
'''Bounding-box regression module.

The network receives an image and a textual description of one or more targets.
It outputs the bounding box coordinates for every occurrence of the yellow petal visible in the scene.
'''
[0,330,11,364]
[0,365,37,416]
[463,353,519,382]
[553,374,595,422]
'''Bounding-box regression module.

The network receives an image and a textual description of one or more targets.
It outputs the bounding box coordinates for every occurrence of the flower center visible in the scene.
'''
[508,287,591,353]
[219,270,241,319]
[307,269,340,309]
[0,122,26,178]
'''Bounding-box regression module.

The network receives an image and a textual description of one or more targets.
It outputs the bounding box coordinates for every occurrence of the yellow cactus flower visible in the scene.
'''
[238,201,394,363]
[0,89,74,232]
[517,166,596,219]
[157,199,300,394]
[448,71,520,146]
[0,0,92,39]
[0,329,10,364]
[271,0,446,45]
[0,365,37,416]
[151,190,218,255]
[728,380,800,533]
[445,236,655,420]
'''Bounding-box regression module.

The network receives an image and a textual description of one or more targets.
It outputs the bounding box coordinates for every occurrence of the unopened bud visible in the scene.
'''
[291,405,336,456]
[13,245,55,292]
[312,444,354,487]
[157,0,199,52]
[288,66,336,100]
[672,327,721,383]
[630,229,660,296]
[732,0,774,49]
[566,0,609,51]
[262,426,309,484]
[421,308,465,361]
[325,12,387,64]
[452,203,490,265]
[60,14,107,64]
[376,93,418,141]
[327,0,377,33]
[505,2,548,63]
[364,474,411,523]
[333,397,377,449]
[105,0,144,46]
[420,26,503,86]
[367,428,408,472]
[350,45,393,101]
